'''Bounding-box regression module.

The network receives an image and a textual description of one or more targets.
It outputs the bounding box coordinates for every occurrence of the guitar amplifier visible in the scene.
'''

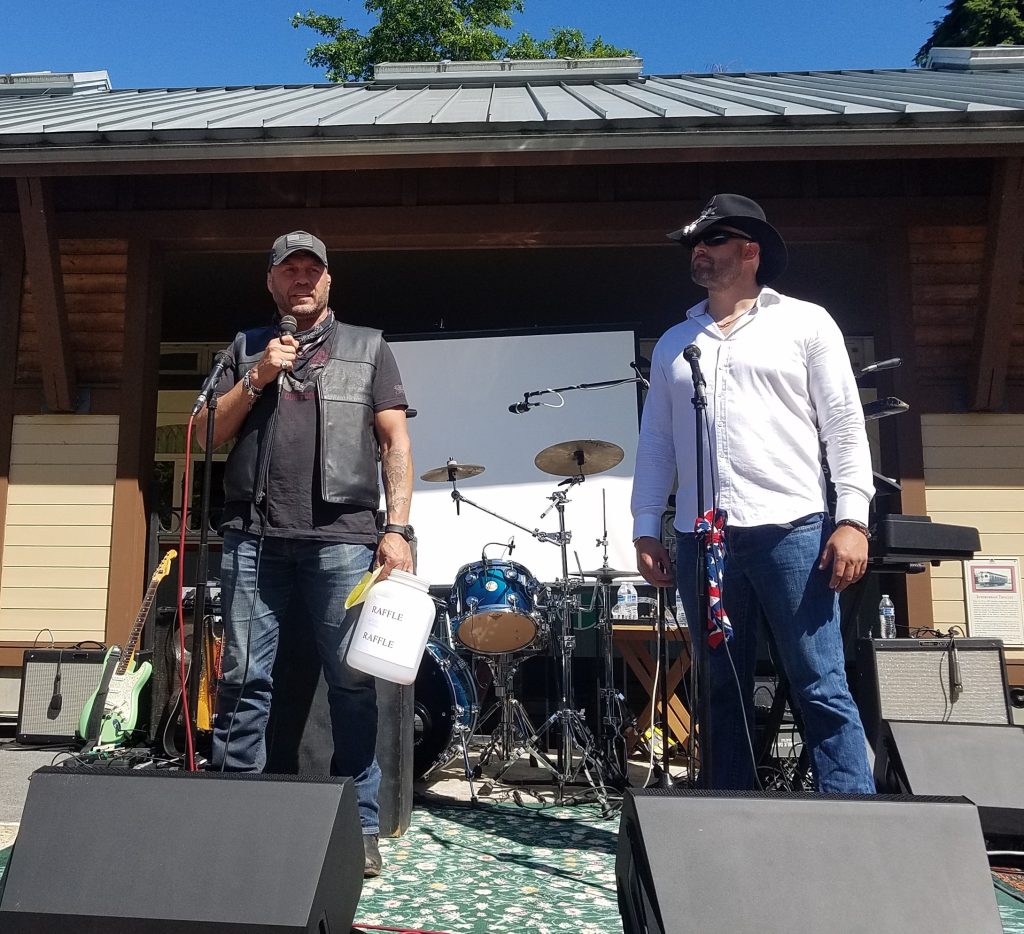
[856,637,1012,749]
[16,649,106,745]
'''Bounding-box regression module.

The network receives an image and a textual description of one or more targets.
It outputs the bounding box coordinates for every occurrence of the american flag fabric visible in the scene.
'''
[694,508,732,649]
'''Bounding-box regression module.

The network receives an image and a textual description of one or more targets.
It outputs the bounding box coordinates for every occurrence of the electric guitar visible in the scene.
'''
[78,550,176,751]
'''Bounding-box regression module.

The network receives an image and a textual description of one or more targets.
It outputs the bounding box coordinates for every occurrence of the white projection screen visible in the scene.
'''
[389,330,641,587]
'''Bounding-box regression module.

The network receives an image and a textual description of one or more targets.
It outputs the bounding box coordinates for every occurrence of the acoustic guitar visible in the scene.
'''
[78,550,176,751]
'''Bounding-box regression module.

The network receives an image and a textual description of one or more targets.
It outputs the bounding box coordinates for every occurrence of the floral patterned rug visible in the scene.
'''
[357,801,620,934]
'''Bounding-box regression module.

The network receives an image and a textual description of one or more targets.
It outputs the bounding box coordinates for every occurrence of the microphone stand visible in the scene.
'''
[687,353,713,789]
[186,388,219,765]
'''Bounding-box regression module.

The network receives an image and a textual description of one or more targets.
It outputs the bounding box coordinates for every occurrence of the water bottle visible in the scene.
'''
[674,591,688,628]
[878,594,896,640]
[619,581,639,620]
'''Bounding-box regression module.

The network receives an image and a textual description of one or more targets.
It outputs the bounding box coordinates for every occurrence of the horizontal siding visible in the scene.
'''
[0,415,118,645]
[9,464,116,485]
[5,484,114,506]
[922,414,1024,640]
[1,566,113,588]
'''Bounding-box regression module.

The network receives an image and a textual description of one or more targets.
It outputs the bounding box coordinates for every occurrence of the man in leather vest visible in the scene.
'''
[196,230,413,877]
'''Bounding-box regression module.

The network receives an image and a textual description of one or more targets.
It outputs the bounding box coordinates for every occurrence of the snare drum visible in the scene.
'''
[413,640,478,780]
[449,558,545,654]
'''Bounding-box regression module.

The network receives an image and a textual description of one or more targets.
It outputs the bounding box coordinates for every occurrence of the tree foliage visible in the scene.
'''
[916,0,1024,66]
[292,1,633,82]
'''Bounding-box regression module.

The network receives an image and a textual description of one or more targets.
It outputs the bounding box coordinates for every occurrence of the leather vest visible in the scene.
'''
[222,321,384,512]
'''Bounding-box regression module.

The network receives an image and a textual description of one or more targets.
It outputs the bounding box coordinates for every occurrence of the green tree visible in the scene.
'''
[292,1,633,82]
[916,0,1024,67]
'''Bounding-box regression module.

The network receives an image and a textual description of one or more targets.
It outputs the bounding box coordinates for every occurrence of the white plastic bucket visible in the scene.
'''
[345,568,435,684]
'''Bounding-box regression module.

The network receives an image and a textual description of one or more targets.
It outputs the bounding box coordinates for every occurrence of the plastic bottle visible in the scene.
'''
[346,569,436,684]
[878,594,896,640]
[674,591,688,628]
[619,581,639,620]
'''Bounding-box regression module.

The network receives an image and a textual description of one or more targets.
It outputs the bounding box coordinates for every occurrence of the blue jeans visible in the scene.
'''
[212,531,382,833]
[676,513,875,793]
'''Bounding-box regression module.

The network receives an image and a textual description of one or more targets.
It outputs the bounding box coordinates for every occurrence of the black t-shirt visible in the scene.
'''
[220,315,408,543]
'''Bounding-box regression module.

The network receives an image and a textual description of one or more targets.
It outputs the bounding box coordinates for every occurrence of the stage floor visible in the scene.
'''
[3,741,1024,933]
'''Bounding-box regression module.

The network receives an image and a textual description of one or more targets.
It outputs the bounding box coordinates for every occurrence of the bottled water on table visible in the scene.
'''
[617,581,639,620]
[878,594,896,639]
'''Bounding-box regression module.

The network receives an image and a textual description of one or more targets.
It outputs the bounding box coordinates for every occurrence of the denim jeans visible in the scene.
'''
[212,530,382,833]
[676,513,875,793]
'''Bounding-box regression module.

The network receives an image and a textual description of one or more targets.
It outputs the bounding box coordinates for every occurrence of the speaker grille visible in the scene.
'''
[16,650,105,745]
[875,646,1009,725]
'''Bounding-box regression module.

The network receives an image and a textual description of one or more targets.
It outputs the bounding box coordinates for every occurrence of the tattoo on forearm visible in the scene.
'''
[382,447,411,515]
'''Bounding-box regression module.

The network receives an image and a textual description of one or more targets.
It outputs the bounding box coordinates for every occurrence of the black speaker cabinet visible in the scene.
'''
[15,649,106,745]
[877,719,1024,839]
[616,788,1002,934]
[856,637,1011,748]
[0,766,363,933]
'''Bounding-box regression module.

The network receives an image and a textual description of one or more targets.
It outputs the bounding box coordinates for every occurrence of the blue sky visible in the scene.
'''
[2,0,951,89]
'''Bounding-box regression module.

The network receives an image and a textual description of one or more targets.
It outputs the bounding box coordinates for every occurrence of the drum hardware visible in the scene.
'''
[585,490,639,790]
[413,640,481,801]
[473,652,549,774]
[434,442,632,806]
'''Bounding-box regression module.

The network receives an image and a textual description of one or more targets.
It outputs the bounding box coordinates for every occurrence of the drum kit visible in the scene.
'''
[414,438,642,804]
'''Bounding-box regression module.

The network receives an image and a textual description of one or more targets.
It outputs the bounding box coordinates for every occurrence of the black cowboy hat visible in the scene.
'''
[667,193,788,284]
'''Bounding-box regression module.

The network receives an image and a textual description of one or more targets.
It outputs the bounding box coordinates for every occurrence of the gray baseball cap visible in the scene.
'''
[269,230,329,268]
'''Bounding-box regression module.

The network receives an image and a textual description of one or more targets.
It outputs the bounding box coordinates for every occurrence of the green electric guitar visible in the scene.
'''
[78,550,176,751]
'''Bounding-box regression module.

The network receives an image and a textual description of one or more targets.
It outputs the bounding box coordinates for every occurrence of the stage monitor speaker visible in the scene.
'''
[15,649,106,745]
[0,766,363,933]
[616,788,1002,934]
[877,719,1024,839]
[855,637,1011,748]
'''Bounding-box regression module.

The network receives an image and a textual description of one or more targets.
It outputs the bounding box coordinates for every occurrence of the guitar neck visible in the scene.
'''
[114,551,175,677]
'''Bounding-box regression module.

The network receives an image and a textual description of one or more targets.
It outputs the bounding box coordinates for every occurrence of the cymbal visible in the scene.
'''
[420,463,485,482]
[580,567,637,580]
[534,439,624,477]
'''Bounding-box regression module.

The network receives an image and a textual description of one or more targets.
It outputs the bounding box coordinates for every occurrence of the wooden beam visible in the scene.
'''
[0,232,25,571]
[16,177,77,411]
[49,197,987,246]
[971,157,1024,411]
[105,236,162,647]
[1,135,1024,178]
[881,227,935,633]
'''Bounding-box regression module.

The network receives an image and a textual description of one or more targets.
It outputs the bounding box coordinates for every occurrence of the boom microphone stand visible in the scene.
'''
[682,343,713,788]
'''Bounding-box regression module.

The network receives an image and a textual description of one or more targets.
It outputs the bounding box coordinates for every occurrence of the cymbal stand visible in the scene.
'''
[588,492,635,788]
[508,476,610,806]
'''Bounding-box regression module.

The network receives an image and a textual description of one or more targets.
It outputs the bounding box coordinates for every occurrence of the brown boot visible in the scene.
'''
[363,833,382,878]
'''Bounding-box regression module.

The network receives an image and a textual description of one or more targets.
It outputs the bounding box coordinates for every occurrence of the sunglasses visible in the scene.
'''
[690,230,754,248]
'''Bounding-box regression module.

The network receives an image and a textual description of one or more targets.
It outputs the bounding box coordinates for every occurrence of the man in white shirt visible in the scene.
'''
[631,193,875,793]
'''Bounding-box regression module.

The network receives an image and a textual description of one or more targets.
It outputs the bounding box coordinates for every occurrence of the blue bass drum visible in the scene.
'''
[413,639,478,780]
[449,558,545,654]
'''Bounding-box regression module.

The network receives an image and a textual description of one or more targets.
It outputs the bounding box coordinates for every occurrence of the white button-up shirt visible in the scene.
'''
[631,287,874,539]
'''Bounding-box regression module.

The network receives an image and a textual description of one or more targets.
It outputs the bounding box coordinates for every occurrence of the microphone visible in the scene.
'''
[46,660,63,719]
[508,399,538,414]
[191,350,232,417]
[683,343,707,403]
[950,639,963,701]
[630,360,650,389]
[277,315,298,388]
[859,357,902,375]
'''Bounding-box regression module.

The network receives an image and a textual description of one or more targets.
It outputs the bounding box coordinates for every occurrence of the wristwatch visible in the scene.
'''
[383,523,415,541]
